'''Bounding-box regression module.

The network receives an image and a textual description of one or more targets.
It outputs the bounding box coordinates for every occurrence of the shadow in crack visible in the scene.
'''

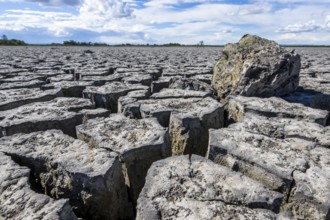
[282,87,330,126]
[282,87,330,111]
[5,153,45,195]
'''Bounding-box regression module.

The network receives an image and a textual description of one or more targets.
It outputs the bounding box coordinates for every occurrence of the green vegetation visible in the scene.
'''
[0,35,27,46]
[51,41,182,47]
[197,41,204,47]
[1,34,330,47]
[114,43,182,47]
[238,34,255,46]
[0,35,218,47]
[61,40,108,46]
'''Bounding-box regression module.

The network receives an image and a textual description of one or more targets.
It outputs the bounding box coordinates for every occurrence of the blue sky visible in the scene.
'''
[0,0,329,45]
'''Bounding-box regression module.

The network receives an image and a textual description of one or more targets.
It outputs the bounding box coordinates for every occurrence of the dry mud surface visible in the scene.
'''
[0,46,329,220]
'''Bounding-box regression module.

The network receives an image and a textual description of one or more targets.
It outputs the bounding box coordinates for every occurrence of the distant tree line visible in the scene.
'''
[0,35,213,47]
[0,35,26,46]
[55,40,109,46]
[55,41,185,47]
[116,43,186,47]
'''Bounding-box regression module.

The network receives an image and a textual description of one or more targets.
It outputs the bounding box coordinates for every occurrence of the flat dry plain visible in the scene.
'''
[0,46,329,220]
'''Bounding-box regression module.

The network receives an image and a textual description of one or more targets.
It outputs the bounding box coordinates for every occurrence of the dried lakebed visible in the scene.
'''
[0,46,329,220]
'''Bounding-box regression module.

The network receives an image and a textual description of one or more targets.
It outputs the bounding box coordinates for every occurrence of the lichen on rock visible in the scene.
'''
[212,34,301,98]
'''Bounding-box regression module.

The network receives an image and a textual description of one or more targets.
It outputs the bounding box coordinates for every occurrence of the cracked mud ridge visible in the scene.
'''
[0,35,330,220]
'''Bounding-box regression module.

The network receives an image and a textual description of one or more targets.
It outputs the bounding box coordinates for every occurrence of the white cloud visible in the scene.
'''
[326,15,330,29]
[0,0,136,36]
[0,0,329,44]
[97,32,152,44]
[0,9,75,35]
[276,20,322,33]
[275,32,330,45]
[134,3,236,24]
[143,0,222,8]
[236,3,272,15]
[0,0,81,6]
[261,0,330,3]
[28,0,81,6]
[219,28,234,34]
[48,26,71,36]
[79,0,133,18]
[0,0,21,2]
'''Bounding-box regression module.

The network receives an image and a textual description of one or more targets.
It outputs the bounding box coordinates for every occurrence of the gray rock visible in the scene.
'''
[191,74,212,84]
[115,67,144,74]
[79,67,115,78]
[1,45,329,219]
[42,81,95,97]
[0,130,133,219]
[46,74,73,82]
[136,155,284,220]
[122,73,153,86]
[124,97,223,127]
[0,88,62,111]
[117,90,151,116]
[300,78,330,94]
[168,78,215,94]
[151,88,211,99]
[76,114,171,204]
[150,77,214,95]
[208,113,330,219]
[80,72,132,85]
[41,97,94,112]
[0,79,45,90]
[284,165,330,220]
[227,95,329,126]
[122,97,224,157]
[34,71,62,79]
[283,91,330,112]
[83,82,149,112]
[170,113,209,156]
[228,113,330,147]
[151,77,172,94]
[0,152,77,220]
[212,34,300,98]
[295,47,330,95]
[0,97,95,137]
[145,68,163,80]
[169,99,224,156]
[0,74,46,83]
[125,88,151,100]
[209,127,307,192]
[79,108,111,120]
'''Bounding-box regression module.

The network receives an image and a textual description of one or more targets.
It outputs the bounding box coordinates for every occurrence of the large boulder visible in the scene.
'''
[212,34,301,98]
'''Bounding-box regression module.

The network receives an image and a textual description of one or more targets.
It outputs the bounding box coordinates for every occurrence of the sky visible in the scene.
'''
[0,0,329,45]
